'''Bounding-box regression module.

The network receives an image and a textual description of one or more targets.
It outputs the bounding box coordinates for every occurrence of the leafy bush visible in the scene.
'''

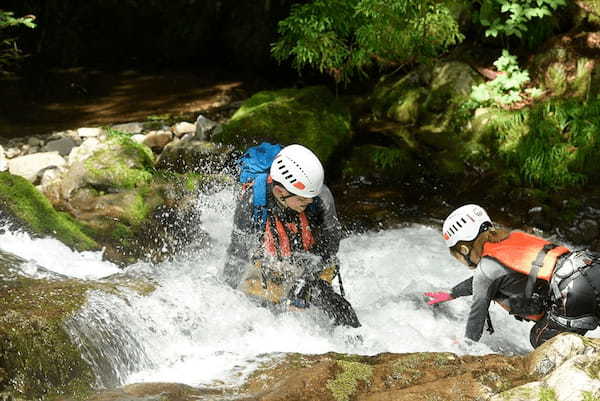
[491,99,600,188]
[0,10,36,73]
[272,0,464,83]
[475,0,566,39]
[469,50,542,107]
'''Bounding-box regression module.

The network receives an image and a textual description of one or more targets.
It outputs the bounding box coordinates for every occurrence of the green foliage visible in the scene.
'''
[469,50,541,107]
[0,10,36,73]
[545,63,567,96]
[272,0,464,83]
[491,99,600,188]
[372,147,410,169]
[475,0,566,39]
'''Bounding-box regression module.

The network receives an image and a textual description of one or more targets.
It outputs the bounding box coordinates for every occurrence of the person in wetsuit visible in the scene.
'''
[222,144,360,328]
[425,204,600,348]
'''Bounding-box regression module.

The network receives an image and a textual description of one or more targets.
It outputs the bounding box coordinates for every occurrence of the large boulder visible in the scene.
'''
[40,134,207,265]
[156,139,237,175]
[213,86,352,164]
[0,257,95,400]
[0,171,97,251]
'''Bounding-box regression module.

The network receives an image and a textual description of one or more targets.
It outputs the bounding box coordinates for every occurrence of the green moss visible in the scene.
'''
[386,88,426,124]
[111,222,133,241]
[387,353,431,387]
[214,86,352,163]
[106,129,155,167]
[371,71,422,116]
[0,276,95,400]
[326,360,373,401]
[582,391,600,401]
[123,189,153,226]
[538,387,558,401]
[85,147,153,190]
[576,356,600,379]
[0,172,98,251]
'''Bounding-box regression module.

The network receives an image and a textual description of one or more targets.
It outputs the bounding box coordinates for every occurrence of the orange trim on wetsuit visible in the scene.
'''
[264,212,315,257]
[482,231,570,321]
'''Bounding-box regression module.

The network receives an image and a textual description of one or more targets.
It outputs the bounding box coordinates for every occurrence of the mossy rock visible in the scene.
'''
[386,88,427,124]
[214,86,352,163]
[0,172,98,251]
[0,270,95,400]
[371,70,423,118]
[155,139,237,175]
[83,138,154,190]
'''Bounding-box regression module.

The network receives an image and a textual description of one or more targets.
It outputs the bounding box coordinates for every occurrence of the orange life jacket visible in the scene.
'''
[263,213,315,257]
[482,231,570,321]
[241,180,316,258]
[482,231,570,281]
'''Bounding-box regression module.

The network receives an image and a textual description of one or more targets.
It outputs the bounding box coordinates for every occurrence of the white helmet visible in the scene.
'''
[442,204,491,248]
[270,144,324,198]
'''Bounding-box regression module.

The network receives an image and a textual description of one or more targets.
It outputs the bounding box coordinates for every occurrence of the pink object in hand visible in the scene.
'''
[424,292,454,305]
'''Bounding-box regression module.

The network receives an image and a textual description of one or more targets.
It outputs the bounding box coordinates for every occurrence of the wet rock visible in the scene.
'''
[5,147,20,158]
[526,333,588,377]
[545,354,600,401]
[8,152,66,183]
[142,130,173,150]
[130,134,145,144]
[430,61,482,97]
[156,139,237,174]
[0,171,97,251]
[67,137,106,165]
[44,136,78,156]
[195,114,218,140]
[27,137,42,147]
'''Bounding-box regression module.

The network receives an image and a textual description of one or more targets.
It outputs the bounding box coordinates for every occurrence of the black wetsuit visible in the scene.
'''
[450,255,600,348]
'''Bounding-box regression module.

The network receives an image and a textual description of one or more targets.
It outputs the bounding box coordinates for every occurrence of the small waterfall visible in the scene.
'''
[4,188,586,390]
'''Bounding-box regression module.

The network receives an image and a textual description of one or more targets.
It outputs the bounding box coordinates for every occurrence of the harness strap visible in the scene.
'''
[526,244,558,299]
[486,312,495,334]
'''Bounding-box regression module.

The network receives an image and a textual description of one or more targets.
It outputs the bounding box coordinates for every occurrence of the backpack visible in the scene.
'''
[238,142,283,225]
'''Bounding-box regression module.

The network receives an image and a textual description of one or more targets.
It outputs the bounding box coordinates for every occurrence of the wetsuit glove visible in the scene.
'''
[424,291,454,305]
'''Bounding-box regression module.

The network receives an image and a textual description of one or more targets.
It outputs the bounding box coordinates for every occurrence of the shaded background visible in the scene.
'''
[1,0,313,137]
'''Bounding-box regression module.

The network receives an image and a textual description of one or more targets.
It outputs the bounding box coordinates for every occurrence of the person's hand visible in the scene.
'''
[424,291,454,305]
[287,278,311,308]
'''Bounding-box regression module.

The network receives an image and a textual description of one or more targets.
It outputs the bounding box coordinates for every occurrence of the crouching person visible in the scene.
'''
[222,143,360,328]
[426,204,600,348]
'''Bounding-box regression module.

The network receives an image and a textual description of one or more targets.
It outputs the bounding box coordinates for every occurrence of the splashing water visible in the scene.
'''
[2,189,592,390]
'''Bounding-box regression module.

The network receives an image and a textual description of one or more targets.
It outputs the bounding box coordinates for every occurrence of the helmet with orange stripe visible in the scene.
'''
[442,204,492,248]
[270,144,324,198]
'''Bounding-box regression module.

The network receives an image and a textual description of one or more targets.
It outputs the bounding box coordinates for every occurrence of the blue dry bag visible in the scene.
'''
[239,142,283,225]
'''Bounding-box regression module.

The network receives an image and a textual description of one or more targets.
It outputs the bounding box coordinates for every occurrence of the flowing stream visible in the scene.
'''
[2,188,593,390]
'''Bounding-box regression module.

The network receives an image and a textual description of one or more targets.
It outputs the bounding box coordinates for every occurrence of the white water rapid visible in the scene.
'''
[2,189,595,390]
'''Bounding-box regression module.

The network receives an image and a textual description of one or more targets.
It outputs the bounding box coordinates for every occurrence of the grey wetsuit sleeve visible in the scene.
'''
[313,185,342,262]
[465,258,508,341]
[222,188,261,288]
